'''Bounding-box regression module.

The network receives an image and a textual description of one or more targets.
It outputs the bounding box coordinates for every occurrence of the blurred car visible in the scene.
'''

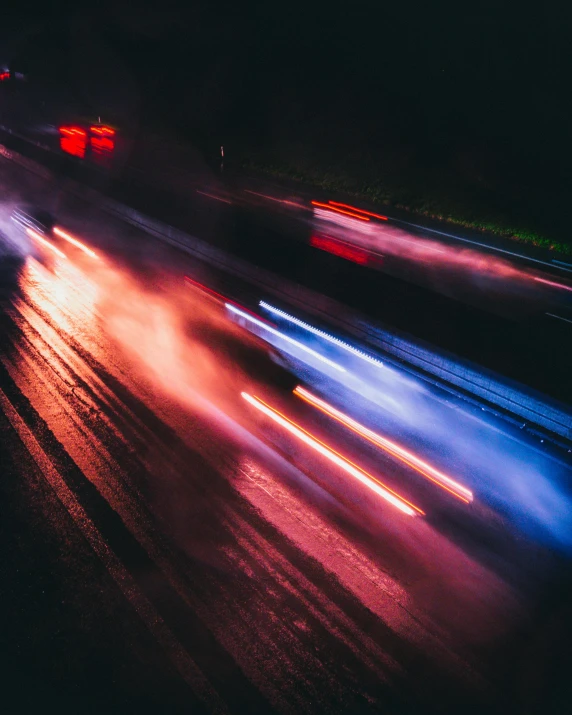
[190,318,299,398]
[11,204,56,239]
[10,205,99,264]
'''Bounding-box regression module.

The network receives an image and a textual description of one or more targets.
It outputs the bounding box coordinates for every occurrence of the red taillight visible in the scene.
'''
[59,126,88,158]
[310,234,374,265]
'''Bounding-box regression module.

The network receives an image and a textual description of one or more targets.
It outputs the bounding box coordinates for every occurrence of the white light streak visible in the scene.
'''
[226,304,345,372]
[260,302,384,369]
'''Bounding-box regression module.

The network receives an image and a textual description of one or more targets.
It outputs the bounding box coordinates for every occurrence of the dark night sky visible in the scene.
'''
[1,1,571,181]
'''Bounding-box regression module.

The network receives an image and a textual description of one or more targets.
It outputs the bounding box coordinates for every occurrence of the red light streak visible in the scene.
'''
[59,126,87,159]
[242,392,424,517]
[294,386,473,504]
[0,72,9,81]
[26,228,67,259]
[311,201,370,221]
[90,136,114,152]
[311,235,377,266]
[533,276,572,292]
[328,201,388,221]
[53,227,98,259]
[184,276,274,325]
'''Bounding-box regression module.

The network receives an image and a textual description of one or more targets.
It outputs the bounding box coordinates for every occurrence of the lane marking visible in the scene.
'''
[0,386,225,712]
[196,190,232,204]
[392,217,572,274]
[546,312,572,325]
[244,189,300,207]
[552,259,572,271]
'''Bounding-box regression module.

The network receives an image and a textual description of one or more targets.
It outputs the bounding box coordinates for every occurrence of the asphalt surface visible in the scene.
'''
[2,154,572,713]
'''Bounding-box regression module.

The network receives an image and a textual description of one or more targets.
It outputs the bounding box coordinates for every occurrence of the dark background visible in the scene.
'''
[1,1,571,242]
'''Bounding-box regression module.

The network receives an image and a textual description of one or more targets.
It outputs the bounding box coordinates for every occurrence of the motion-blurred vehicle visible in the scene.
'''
[11,204,56,239]
[10,204,99,263]
[183,275,300,405]
[191,319,299,396]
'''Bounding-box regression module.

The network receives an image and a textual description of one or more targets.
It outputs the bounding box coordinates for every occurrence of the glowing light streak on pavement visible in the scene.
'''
[310,235,372,265]
[294,386,474,504]
[328,201,388,220]
[26,228,67,259]
[226,305,345,372]
[311,200,370,221]
[53,227,98,259]
[242,392,423,516]
[259,301,384,369]
[533,276,572,292]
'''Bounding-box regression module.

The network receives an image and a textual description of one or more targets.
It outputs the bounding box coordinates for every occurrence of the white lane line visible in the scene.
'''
[393,217,571,273]
[546,312,572,325]
[553,259,572,271]
[196,190,232,204]
[0,387,225,713]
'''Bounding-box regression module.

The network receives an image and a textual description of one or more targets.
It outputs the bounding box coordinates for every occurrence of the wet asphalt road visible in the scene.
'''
[0,250,490,715]
[1,156,572,714]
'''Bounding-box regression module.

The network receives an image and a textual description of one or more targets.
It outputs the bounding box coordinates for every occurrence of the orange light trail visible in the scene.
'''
[26,228,67,259]
[311,201,370,221]
[294,386,473,504]
[90,125,115,136]
[53,227,98,259]
[242,392,424,517]
[328,201,388,221]
[60,126,87,137]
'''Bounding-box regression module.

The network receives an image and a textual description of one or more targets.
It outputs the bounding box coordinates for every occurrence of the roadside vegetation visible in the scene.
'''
[239,153,572,257]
